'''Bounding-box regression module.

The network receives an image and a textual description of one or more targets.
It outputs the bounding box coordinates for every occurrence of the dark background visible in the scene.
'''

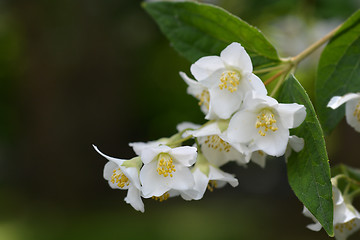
[0,0,359,239]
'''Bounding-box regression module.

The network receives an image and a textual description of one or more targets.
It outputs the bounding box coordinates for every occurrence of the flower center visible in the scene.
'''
[207,180,218,192]
[219,71,241,93]
[152,192,170,202]
[255,109,278,136]
[335,219,357,233]
[353,101,360,122]
[157,153,176,177]
[204,135,231,152]
[111,168,130,188]
[197,90,210,110]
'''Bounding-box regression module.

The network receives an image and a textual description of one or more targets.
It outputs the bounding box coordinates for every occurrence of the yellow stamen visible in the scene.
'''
[156,153,176,178]
[219,71,241,93]
[353,101,360,121]
[207,180,218,192]
[197,90,210,110]
[335,219,357,233]
[204,135,231,152]
[152,192,170,202]
[255,109,278,136]
[110,168,130,188]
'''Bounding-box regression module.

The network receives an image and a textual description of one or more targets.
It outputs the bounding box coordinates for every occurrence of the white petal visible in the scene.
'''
[169,146,197,166]
[288,135,304,152]
[140,162,170,197]
[209,87,242,119]
[103,161,117,181]
[209,166,239,187]
[220,42,253,74]
[333,186,344,206]
[201,143,230,167]
[129,140,165,156]
[345,98,360,132]
[124,185,144,213]
[227,110,258,143]
[307,222,323,232]
[302,207,322,231]
[121,166,141,190]
[189,122,221,137]
[179,71,206,97]
[244,91,278,110]
[248,73,267,96]
[181,168,209,200]
[252,123,289,157]
[176,121,201,133]
[190,56,225,81]
[169,166,195,191]
[250,151,267,168]
[277,103,306,129]
[327,93,360,109]
[140,145,171,164]
[205,105,221,120]
[93,145,126,166]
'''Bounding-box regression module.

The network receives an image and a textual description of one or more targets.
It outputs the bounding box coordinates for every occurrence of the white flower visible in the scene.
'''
[227,92,306,157]
[303,185,360,240]
[327,93,360,132]
[180,153,238,200]
[139,145,197,198]
[180,42,267,120]
[185,121,250,166]
[93,145,144,212]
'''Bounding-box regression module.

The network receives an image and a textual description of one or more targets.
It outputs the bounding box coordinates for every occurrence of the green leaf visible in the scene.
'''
[143,1,280,67]
[316,9,360,135]
[278,75,333,236]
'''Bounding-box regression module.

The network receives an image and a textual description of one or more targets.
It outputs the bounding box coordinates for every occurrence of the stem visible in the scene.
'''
[168,134,193,147]
[264,70,285,85]
[344,182,351,196]
[270,69,290,97]
[347,188,360,201]
[290,23,342,66]
[261,23,342,94]
[253,65,285,74]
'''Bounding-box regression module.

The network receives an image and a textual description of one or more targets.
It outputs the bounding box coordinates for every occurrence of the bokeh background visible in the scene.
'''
[0,0,360,239]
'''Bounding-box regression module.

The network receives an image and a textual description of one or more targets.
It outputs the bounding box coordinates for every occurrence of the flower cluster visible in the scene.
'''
[94,42,306,212]
[303,178,360,240]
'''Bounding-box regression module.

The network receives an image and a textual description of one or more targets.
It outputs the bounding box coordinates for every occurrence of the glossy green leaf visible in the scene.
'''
[278,75,333,236]
[143,1,280,67]
[316,9,360,135]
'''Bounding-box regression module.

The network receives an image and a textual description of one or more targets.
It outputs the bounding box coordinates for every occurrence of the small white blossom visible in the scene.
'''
[180,42,267,120]
[180,153,238,200]
[303,185,360,240]
[93,145,144,212]
[139,145,197,198]
[227,92,306,157]
[328,93,360,132]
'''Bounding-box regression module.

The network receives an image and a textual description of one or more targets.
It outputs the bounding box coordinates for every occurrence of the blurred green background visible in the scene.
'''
[0,0,359,239]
